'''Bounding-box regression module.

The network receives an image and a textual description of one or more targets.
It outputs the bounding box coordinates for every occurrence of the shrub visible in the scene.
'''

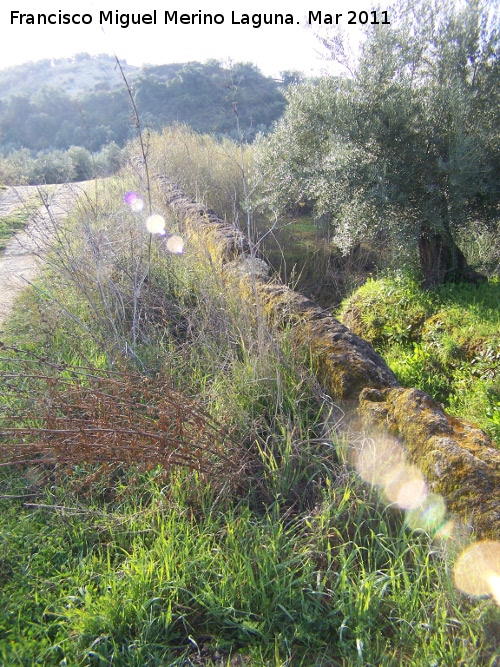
[339,273,435,346]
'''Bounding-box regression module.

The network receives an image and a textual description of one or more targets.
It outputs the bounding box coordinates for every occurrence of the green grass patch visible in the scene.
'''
[0,466,498,666]
[0,191,41,250]
[340,274,500,441]
[0,209,31,249]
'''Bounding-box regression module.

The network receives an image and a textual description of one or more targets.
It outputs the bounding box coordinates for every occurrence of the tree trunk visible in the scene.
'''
[418,219,486,289]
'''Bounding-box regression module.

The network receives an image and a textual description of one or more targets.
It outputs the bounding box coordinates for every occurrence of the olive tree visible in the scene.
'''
[255,0,500,286]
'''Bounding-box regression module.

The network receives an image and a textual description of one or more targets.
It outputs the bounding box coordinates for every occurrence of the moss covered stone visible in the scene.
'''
[359,387,500,540]
[256,281,399,399]
[159,177,499,539]
[158,176,249,261]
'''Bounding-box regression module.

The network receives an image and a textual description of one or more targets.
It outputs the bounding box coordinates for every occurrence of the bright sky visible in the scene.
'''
[0,0,370,77]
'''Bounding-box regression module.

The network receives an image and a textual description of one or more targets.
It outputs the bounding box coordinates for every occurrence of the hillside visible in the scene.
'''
[0,55,288,159]
[0,53,139,100]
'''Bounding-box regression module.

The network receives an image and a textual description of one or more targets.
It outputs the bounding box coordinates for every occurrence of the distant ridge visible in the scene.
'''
[0,53,140,100]
[0,56,290,156]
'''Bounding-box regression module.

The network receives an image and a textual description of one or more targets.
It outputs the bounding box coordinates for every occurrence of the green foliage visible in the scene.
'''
[0,465,498,666]
[0,57,286,168]
[0,53,134,100]
[0,57,285,185]
[135,61,286,142]
[339,274,436,347]
[340,275,500,440]
[255,0,500,284]
[0,144,125,185]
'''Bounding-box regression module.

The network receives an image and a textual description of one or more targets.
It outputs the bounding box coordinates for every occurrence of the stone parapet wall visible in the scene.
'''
[158,176,499,540]
[359,387,500,540]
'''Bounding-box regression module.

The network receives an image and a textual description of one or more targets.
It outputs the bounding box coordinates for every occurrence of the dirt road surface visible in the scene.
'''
[0,183,85,329]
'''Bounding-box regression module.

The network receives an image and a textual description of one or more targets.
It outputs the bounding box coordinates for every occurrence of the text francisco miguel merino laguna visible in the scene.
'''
[10,9,390,28]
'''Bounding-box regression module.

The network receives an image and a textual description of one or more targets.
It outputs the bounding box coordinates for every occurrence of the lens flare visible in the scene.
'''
[353,436,405,487]
[488,573,500,606]
[124,191,144,211]
[146,214,166,235]
[166,235,184,254]
[454,540,500,601]
[353,437,429,510]
[124,191,138,205]
[383,464,428,510]
[433,519,456,542]
[406,493,447,533]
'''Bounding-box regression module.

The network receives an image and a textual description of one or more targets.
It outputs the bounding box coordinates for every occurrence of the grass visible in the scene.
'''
[0,133,499,665]
[339,274,500,442]
[0,190,41,250]
[0,209,32,250]
[1,464,498,666]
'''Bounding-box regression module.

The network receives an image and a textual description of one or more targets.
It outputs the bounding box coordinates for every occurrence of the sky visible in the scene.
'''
[0,0,370,77]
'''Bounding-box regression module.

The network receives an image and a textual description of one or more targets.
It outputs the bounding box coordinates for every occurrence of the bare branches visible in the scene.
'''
[0,345,240,478]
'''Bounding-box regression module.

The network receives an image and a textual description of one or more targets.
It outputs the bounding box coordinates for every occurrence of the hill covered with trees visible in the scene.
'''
[0,55,292,184]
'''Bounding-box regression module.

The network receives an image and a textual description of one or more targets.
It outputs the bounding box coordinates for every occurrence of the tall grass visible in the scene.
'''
[128,124,252,224]
[0,127,498,666]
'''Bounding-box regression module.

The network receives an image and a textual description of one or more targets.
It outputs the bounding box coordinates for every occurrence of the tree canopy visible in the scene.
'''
[0,58,286,156]
[256,0,500,286]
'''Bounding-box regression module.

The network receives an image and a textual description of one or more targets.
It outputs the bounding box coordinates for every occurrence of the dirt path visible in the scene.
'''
[0,183,86,329]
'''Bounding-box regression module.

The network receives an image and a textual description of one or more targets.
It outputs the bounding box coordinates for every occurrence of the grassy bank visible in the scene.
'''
[0,188,41,250]
[339,274,500,443]
[0,130,499,665]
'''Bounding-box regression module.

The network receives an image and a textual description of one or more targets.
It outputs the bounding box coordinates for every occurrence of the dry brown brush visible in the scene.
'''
[0,344,242,483]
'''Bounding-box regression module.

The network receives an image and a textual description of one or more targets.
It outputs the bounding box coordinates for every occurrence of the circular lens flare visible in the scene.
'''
[383,464,428,510]
[146,214,166,235]
[166,235,184,254]
[353,437,428,510]
[406,493,447,533]
[354,436,405,487]
[488,573,500,606]
[124,191,138,205]
[454,540,500,601]
[124,191,144,212]
[433,518,457,543]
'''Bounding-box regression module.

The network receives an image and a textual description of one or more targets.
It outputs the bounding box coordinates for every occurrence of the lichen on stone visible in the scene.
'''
[158,176,500,541]
[359,387,500,540]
